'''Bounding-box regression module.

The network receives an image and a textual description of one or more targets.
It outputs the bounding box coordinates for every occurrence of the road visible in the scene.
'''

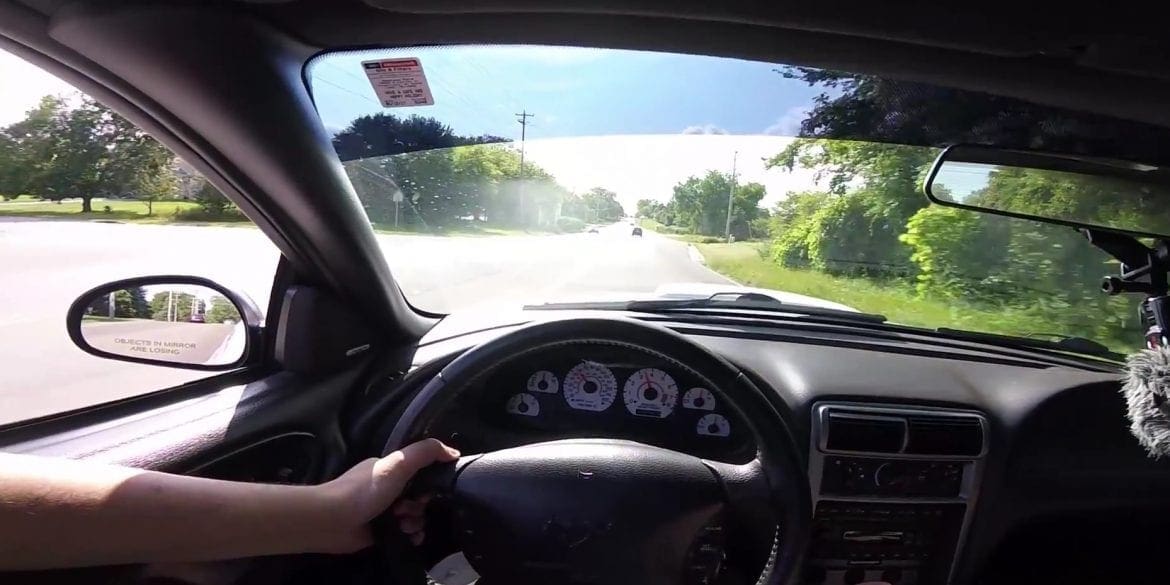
[0,219,731,424]
[81,320,238,365]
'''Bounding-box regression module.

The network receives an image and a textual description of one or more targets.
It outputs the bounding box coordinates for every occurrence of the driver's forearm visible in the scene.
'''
[0,453,351,570]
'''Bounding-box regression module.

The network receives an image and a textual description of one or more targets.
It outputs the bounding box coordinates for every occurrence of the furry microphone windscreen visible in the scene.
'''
[1123,346,1170,458]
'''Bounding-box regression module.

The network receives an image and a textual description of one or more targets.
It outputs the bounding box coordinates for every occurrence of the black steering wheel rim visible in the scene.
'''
[381,316,810,585]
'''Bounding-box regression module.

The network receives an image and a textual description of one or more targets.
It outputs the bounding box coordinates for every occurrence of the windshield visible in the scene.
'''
[308,45,1170,354]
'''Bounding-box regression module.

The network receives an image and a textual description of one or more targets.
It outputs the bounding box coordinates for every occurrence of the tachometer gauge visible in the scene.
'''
[526,370,559,394]
[622,368,679,418]
[696,413,731,437]
[505,393,540,417]
[682,387,716,411]
[563,362,617,411]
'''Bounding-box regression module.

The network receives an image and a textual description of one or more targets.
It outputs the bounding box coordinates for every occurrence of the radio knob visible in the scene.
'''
[873,462,905,488]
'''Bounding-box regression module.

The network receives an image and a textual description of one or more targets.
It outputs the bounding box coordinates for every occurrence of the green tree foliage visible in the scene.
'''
[331,113,504,162]
[85,287,150,318]
[1,96,176,212]
[563,188,624,223]
[205,296,241,324]
[193,182,233,216]
[150,291,197,322]
[669,171,765,238]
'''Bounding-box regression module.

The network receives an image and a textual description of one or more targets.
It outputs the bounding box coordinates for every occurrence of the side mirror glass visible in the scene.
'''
[67,276,261,369]
[924,144,1170,238]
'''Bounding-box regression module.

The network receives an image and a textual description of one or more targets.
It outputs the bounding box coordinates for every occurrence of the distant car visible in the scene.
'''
[588,227,599,234]
[631,226,643,237]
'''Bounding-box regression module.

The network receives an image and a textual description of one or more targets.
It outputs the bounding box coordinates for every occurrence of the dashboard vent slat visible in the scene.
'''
[905,415,984,456]
[824,413,905,453]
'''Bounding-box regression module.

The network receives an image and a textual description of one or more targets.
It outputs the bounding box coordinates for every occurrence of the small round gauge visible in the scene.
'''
[505,393,540,417]
[696,413,731,437]
[526,370,559,394]
[563,361,618,412]
[682,387,716,411]
[622,368,679,418]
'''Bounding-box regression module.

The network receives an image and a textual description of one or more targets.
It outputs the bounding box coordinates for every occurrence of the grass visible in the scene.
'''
[0,197,257,226]
[370,221,561,237]
[695,241,1136,354]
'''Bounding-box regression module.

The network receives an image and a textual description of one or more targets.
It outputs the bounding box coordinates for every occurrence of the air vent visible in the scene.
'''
[905,415,985,456]
[824,412,906,453]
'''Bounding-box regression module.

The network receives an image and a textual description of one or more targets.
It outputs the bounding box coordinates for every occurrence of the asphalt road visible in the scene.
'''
[81,320,238,365]
[0,219,730,424]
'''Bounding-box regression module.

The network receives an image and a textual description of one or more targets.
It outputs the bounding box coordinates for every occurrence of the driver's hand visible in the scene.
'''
[322,438,460,552]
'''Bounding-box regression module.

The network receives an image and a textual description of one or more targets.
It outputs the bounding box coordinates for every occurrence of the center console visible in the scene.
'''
[802,403,988,585]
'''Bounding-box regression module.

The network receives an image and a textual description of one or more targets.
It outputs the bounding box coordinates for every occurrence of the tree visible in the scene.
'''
[84,287,149,318]
[205,296,240,324]
[194,182,232,216]
[4,96,176,212]
[136,164,179,216]
[332,113,505,162]
[668,171,765,238]
[563,188,624,223]
[150,291,196,322]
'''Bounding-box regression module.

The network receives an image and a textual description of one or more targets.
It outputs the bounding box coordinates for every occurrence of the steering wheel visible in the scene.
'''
[380,317,810,585]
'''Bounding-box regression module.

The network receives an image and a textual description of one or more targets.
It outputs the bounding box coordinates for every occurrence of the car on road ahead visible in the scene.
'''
[3,3,1167,585]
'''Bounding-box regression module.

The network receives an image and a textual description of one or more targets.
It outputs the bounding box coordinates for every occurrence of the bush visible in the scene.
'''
[556,215,586,233]
[698,236,722,244]
[172,206,248,222]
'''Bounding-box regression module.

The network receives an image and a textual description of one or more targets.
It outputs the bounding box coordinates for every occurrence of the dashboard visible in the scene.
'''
[407,309,1170,585]
[425,340,755,462]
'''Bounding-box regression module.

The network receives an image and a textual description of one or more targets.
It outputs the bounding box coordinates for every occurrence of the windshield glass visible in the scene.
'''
[308,45,1170,354]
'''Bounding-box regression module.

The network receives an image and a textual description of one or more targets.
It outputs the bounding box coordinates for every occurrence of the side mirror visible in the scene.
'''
[67,275,263,370]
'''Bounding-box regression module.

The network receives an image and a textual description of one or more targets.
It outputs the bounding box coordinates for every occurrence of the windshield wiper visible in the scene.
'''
[933,327,1120,359]
[526,292,888,323]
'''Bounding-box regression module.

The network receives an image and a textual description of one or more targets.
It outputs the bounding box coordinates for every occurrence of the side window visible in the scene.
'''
[0,50,279,425]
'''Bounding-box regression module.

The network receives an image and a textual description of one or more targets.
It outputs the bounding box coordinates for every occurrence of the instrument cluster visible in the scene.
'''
[471,342,751,461]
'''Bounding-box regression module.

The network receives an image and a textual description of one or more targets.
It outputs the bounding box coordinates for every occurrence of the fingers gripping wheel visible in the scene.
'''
[381,317,810,585]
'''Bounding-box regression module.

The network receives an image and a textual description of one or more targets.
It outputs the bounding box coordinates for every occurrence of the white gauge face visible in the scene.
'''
[696,413,731,437]
[622,368,679,418]
[505,393,540,417]
[563,362,618,411]
[526,370,559,394]
[682,387,716,411]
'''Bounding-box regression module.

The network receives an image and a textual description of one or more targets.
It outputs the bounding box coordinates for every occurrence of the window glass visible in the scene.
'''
[309,45,1163,354]
[0,50,278,425]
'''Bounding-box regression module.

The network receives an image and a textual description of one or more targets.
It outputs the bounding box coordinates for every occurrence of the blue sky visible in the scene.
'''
[307,46,844,208]
[309,46,825,140]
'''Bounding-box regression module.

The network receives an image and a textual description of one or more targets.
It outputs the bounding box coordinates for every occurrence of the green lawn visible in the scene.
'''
[0,198,204,223]
[695,241,1135,353]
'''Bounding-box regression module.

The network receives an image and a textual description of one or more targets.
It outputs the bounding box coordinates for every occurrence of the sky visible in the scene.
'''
[0,50,77,126]
[0,45,835,210]
[310,46,836,209]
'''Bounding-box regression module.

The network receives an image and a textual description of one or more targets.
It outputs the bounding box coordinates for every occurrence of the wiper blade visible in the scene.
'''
[933,327,1120,359]
[527,292,887,323]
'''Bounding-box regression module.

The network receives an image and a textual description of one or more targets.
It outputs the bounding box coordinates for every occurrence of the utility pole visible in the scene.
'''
[725,151,738,243]
[516,110,534,225]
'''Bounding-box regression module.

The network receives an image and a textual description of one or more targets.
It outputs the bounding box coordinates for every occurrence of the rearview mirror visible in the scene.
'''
[67,276,262,370]
[924,144,1170,238]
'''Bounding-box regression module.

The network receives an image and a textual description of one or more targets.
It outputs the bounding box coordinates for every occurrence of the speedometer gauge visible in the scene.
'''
[622,368,679,418]
[682,387,716,411]
[526,370,559,394]
[563,362,617,411]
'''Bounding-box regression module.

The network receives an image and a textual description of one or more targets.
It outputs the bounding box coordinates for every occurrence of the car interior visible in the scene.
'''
[4,1,1170,585]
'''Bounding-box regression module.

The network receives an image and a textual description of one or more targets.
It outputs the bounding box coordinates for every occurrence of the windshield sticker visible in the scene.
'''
[361,58,434,108]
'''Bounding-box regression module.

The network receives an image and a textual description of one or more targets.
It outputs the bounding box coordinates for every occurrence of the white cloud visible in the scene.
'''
[763,105,811,137]
[0,50,78,126]
[681,124,729,135]
[522,134,821,212]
